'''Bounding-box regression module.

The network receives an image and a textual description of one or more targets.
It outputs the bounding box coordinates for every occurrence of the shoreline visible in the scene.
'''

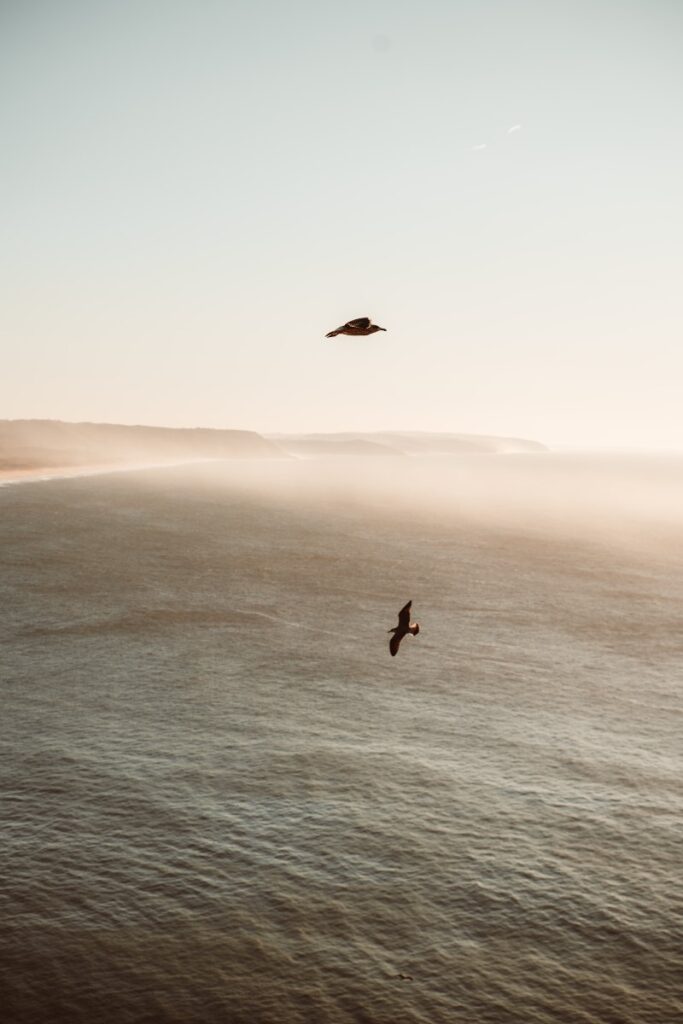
[0,461,198,487]
[0,464,118,485]
[0,456,294,487]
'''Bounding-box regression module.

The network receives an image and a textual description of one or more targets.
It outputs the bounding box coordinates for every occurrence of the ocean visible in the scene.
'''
[1,455,682,1023]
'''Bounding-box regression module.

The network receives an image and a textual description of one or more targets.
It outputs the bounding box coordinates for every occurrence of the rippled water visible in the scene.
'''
[1,458,682,1023]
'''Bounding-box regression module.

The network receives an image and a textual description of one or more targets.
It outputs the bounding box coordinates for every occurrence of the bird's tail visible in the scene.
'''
[409,624,420,636]
[325,329,340,338]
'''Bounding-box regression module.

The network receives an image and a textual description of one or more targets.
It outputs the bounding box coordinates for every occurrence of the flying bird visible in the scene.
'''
[388,600,420,657]
[325,317,386,338]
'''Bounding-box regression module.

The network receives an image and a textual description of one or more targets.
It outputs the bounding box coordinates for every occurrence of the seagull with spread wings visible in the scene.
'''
[388,600,420,657]
[325,317,386,338]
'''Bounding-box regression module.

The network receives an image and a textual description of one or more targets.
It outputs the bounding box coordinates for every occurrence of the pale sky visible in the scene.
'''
[2,0,682,448]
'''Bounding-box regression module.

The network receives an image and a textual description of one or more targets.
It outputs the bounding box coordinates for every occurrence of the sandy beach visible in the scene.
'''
[0,461,196,486]
[0,463,138,486]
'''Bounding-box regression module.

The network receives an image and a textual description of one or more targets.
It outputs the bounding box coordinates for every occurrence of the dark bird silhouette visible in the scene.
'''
[325,317,386,338]
[388,600,420,656]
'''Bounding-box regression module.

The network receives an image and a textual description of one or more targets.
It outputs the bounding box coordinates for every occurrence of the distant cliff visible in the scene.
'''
[0,419,286,471]
[270,431,547,457]
[0,421,547,473]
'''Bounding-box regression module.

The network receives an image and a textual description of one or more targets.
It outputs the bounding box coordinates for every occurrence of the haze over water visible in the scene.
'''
[2,454,681,1023]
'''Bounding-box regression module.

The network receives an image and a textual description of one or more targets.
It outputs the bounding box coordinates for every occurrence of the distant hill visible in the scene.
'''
[0,419,286,471]
[0,421,547,474]
[271,431,547,457]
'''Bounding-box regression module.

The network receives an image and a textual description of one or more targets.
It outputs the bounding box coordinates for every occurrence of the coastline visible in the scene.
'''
[0,460,196,487]
[0,455,294,487]
[0,464,113,485]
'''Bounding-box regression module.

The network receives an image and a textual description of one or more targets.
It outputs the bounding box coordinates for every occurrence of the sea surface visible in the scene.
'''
[1,456,682,1024]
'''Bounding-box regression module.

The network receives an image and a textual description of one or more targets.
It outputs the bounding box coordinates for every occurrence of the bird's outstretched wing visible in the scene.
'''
[345,317,371,329]
[397,600,412,630]
[389,633,402,657]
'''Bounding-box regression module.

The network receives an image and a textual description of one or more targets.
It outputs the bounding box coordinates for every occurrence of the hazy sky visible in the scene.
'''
[2,0,682,447]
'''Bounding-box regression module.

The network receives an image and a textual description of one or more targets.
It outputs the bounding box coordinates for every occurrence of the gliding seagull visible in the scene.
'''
[325,317,386,338]
[388,600,420,657]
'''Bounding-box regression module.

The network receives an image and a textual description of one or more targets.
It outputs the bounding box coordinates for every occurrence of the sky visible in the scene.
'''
[1,0,682,448]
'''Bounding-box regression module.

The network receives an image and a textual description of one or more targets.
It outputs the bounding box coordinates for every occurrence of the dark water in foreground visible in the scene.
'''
[1,457,682,1023]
